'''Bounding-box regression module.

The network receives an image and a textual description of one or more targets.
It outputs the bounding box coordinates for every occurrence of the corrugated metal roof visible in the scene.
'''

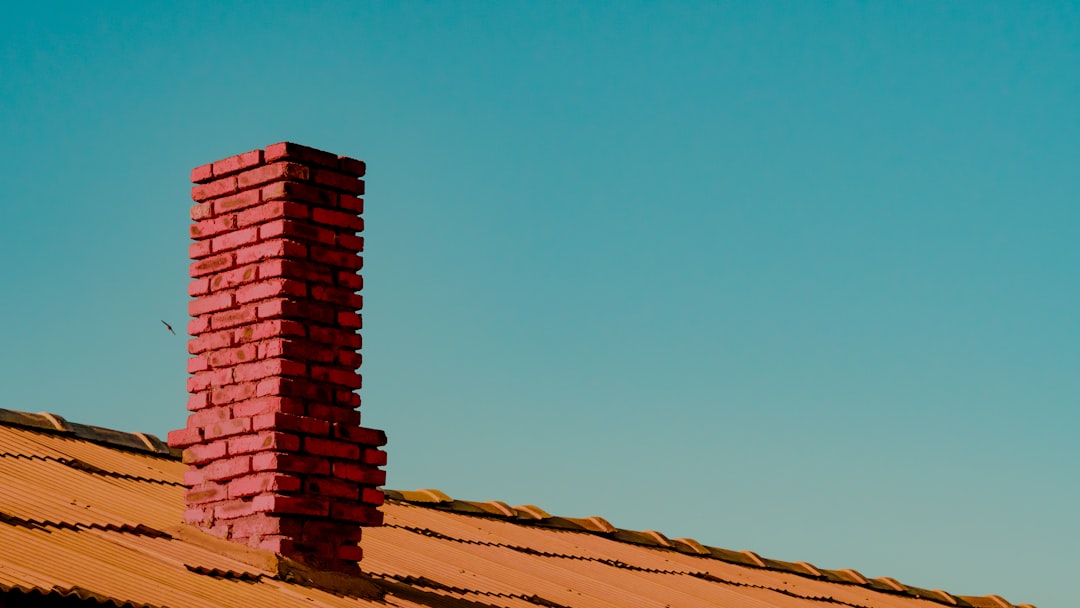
[0,411,1034,608]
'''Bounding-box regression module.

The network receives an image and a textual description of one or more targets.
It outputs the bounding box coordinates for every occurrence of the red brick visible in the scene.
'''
[259,219,336,245]
[183,468,206,486]
[233,319,306,344]
[186,355,208,374]
[227,473,301,498]
[252,412,331,436]
[185,483,227,505]
[191,163,214,183]
[336,350,363,369]
[191,200,215,221]
[335,391,362,407]
[311,285,363,308]
[337,156,366,177]
[184,507,213,525]
[308,326,361,349]
[189,240,213,259]
[257,338,334,363]
[256,377,333,401]
[305,477,357,500]
[258,257,334,284]
[209,382,257,406]
[210,305,258,330]
[235,239,307,265]
[204,417,252,440]
[236,279,306,304]
[210,189,262,215]
[252,494,329,517]
[167,426,202,449]
[360,487,385,505]
[212,149,264,177]
[191,252,236,277]
[188,278,210,297]
[187,367,233,393]
[257,299,336,325]
[187,391,210,411]
[203,453,253,483]
[233,358,306,383]
[208,264,259,291]
[331,502,383,525]
[207,344,258,367]
[307,404,361,426]
[190,214,238,239]
[362,448,388,466]
[334,425,387,447]
[233,396,306,418]
[182,440,227,465]
[188,291,234,316]
[302,520,361,541]
[312,168,364,195]
[337,545,364,562]
[311,208,364,232]
[188,329,232,354]
[310,245,363,270]
[228,514,302,539]
[211,522,236,539]
[305,437,359,460]
[228,431,300,455]
[337,195,364,215]
[192,176,238,202]
[262,181,337,207]
[214,498,257,520]
[257,536,295,554]
[187,405,233,428]
[336,233,364,252]
[210,226,260,253]
[332,463,386,486]
[252,451,330,476]
[311,366,362,389]
[338,311,363,328]
[237,200,309,228]
[265,142,340,168]
[336,271,364,291]
[236,162,310,191]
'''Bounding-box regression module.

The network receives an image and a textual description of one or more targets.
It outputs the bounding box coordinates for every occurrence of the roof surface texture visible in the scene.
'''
[0,408,1032,608]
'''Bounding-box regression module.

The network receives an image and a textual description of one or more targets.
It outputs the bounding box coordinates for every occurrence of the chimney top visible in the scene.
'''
[168,142,385,574]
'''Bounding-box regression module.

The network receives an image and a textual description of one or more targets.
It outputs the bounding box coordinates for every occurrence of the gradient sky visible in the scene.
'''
[1,2,1077,606]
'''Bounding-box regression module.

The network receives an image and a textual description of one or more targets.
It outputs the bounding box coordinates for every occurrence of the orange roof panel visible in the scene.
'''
[0,411,1033,608]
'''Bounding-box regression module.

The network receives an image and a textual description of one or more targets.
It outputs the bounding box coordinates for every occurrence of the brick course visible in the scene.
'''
[169,143,383,575]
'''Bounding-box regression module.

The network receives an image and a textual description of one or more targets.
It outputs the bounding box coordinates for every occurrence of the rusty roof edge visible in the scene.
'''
[0,407,179,458]
[389,487,1033,608]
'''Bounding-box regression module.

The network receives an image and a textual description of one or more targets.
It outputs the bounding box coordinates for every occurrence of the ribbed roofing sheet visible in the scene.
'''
[0,422,1027,608]
[0,426,182,482]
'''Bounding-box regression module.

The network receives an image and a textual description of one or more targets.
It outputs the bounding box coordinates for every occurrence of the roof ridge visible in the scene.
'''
[0,408,178,458]
[383,489,1033,608]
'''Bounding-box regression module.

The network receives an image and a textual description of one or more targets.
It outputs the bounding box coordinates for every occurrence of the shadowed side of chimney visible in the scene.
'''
[167,142,386,574]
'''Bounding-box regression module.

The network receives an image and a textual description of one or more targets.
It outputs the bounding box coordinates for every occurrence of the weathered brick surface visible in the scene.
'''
[312,168,365,194]
[265,142,339,169]
[192,176,238,202]
[336,156,366,177]
[212,149,263,178]
[172,142,383,573]
[262,181,338,207]
[191,163,214,184]
[212,189,263,215]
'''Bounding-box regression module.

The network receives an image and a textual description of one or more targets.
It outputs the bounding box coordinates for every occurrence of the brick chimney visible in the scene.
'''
[167,143,386,574]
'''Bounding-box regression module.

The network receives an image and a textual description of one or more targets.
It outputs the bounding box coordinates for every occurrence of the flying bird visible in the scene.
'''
[161,320,175,335]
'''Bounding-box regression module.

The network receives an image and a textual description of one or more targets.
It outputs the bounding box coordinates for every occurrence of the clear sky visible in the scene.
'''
[1,2,1076,606]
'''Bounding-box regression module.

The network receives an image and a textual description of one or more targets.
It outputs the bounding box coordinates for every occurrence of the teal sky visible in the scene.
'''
[1,2,1077,606]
